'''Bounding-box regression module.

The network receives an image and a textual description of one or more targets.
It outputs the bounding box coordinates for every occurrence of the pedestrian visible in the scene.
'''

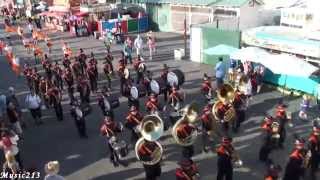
[25,90,43,125]
[215,57,226,89]
[124,39,133,64]
[0,93,7,123]
[299,94,311,120]
[134,35,143,56]
[7,87,26,128]
[147,36,156,60]
[44,161,65,180]
[6,102,23,136]
[256,64,265,94]
[3,151,21,175]
[0,132,23,169]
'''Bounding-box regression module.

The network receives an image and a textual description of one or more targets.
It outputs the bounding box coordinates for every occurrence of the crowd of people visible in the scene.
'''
[0,11,319,180]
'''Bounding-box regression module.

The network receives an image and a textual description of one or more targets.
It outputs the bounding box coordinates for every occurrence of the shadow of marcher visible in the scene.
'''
[91,167,143,180]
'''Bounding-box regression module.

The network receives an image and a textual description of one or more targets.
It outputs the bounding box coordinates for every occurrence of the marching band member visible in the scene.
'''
[52,61,64,90]
[299,94,311,120]
[308,125,320,180]
[168,84,183,110]
[42,54,53,80]
[77,77,90,104]
[176,121,196,159]
[118,52,126,94]
[283,138,308,180]
[259,116,279,163]
[70,99,88,138]
[47,84,63,121]
[137,140,162,180]
[175,159,200,180]
[97,87,114,118]
[62,55,71,69]
[264,164,282,180]
[133,55,145,84]
[146,93,160,114]
[78,48,87,74]
[71,57,82,78]
[103,51,114,89]
[23,63,33,90]
[143,70,153,95]
[216,137,236,180]
[88,52,98,74]
[125,105,143,143]
[63,68,75,105]
[86,62,98,93]
[275,101,292,148]
[62,42,69,58]
[39,76,50,108]
[232,88,247,133]
[201,73,213,101]
[160,64,169,102]
[100,116,124,167]
[31,67,40,95]
[201,105,217,153]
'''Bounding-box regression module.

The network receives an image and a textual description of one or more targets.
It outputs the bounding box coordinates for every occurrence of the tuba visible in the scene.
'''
[172,103,199,146]
[140,115,164,142]
[135,138,163,165]
[212,84,236,122]
[135,115,164,165]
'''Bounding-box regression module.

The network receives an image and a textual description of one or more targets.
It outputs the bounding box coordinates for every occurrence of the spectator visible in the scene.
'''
[215,57,225,89]
[147,36,156,60]
[44,161,65,180]
[25,90,43,125]
[7,87,23,124]
[134,35,143,56]
[0,132,23,169]
[6,102,22,136]
[28,22,33,34]
[0,93,7,123]
[3,151,20,174]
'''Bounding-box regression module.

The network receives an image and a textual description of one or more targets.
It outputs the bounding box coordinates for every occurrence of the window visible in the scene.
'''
[214,9,237,17]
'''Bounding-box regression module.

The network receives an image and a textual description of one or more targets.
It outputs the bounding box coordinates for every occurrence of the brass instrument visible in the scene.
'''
[140,115,164,142]
[212,84,236,122]
[271,122,280,139]
[172,103,199,146]
[212,101,236,122]
[172,117,198,146]
[135,115,164,165]
[135,138,163,165]
[217,84,235,104]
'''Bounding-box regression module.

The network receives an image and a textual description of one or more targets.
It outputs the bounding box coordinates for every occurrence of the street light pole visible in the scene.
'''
[184,13,187,54]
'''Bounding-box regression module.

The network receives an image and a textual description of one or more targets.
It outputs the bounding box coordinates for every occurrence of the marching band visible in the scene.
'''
[2,21,315,179]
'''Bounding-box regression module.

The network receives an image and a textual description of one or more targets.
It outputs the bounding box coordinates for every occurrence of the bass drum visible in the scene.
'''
[130,85,147,99]
[150,78,167,95]
[167,69,185,87]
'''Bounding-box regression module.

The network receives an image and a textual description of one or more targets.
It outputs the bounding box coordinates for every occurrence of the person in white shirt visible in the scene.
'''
[25,91,43,125]
[28,23,34,34]
[44,161,65,180]
[134,35,143,56]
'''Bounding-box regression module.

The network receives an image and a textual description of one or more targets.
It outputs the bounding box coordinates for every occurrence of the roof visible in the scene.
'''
[138,0,219,6]
[139,0,258,7]
[213,0,253,7]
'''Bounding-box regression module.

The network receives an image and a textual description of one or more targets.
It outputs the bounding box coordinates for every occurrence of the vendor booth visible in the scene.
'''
[231,47,320,96]
[98,14,149,34]
[39,10,70,31]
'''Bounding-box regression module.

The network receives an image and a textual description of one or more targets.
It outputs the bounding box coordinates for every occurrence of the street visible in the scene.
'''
[0,22,319,180]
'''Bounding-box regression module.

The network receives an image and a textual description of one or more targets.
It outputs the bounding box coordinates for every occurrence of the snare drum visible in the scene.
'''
[130,85,147,99]
[107,96,120,109]
[113,140,128,159]
[150,78,167,94]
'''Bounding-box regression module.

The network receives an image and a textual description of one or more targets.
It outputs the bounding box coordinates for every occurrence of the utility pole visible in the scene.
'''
[184,13,187,54]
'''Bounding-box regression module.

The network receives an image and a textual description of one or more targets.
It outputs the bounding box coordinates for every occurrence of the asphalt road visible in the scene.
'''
[0,21,319,180]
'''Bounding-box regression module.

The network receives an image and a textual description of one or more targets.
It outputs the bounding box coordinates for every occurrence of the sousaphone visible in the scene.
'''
[140,115,164,141]
[135,138,163,165]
